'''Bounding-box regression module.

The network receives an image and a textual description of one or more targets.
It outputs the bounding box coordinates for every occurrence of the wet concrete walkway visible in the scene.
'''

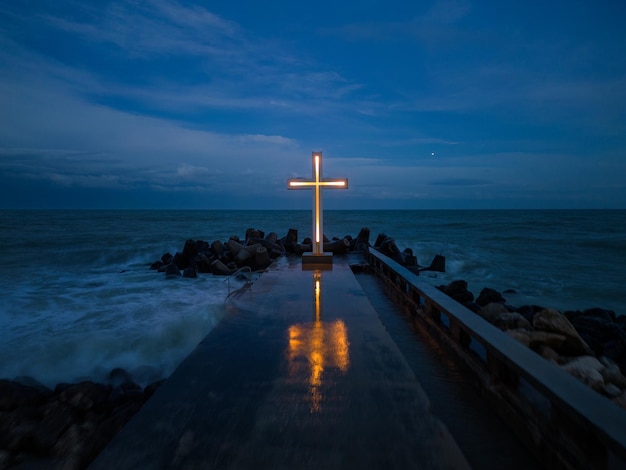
[91,258,470,469]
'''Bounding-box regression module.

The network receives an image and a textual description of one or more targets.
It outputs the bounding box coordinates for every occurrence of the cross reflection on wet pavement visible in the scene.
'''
[287,270,350,413]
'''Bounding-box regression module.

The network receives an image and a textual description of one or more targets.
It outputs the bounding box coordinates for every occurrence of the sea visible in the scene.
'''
[0,209,624,388]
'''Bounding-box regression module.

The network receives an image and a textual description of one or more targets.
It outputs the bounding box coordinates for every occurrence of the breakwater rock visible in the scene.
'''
[436,280,626,408]
[0,373,163,469]
[374,233,445,273]
[150,227,374,277]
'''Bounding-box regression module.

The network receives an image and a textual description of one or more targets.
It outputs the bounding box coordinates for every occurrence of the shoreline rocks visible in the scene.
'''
[150,226,375,278]
[0,373,164,469]
[436,279,626,408]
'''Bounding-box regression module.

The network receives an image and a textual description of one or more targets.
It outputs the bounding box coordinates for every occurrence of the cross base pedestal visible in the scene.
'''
[302,252,333,270]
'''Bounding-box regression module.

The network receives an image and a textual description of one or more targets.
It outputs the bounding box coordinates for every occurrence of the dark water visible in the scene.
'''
[0,209,624,386]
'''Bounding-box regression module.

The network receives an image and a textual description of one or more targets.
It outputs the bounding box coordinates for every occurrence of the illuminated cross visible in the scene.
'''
[287,152,348,264]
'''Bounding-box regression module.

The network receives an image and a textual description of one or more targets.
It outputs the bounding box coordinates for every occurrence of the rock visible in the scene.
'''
[0,380,49,411]
[182,266,197,278]
[108,368,134,387]
[528,331,567,351]
[227,239,244,257]
[150,261,163,270]
[234,243,262,267]
[110,382,143,404]
[478,302,509,323]
[165,263,181,277]
[0,450,10,468]
[493,312,532,331]
[352,227,370,252]
[565,311,626,364]
[476,287,506,307]
[246,238,284,258]
[533,308,593,355]
[516,305,545,323]
[437,280,474,304]
[601,361,626,388]
[210,259,236,276]
[172,252,189,271]
[58,381,111,413]
[254,246,270,269]
[30,401,75,453]
[281,228,301,254]
[602,383,622,398]
[536,345,560,363]
[245,228,264,243]
[182,239,198,259]
[211,240,226,257]
[561,356,605,392]
[377,236,406,265]
[324,237,351,255]
[506,329,530,347]
[194,254,213,274]
[161,253,173,265]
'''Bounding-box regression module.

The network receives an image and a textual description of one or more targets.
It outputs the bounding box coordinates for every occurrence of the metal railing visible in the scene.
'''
[366,248,626,470]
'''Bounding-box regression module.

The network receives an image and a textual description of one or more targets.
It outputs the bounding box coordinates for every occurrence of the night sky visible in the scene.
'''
[1,0,625,209]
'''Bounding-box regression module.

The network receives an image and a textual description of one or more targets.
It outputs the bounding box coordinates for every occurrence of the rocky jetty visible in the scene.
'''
[150,226,374,277]
[0,372,163,469]
[374,233,445,273]
[436,280,626,408]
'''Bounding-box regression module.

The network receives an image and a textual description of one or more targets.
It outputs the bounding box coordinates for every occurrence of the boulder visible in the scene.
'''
[160,253,173,265]
[234,243,261,267]
[58,381,111,413]
[0,380,49,411]
[377,237,405,265]
[108,368,134,387]
[561,356,605,392]
[245,228,264,243]
[227,239,244,257]
[437,280,474,305]
[211,240,226,258]
[528,331,567,351]
[165,263,181,277]
[535,345,560,363]
[565,311,626,363]
[281,228,301,254]
[515,305,545,323]
[210,259,236,276]
[150,261,163,270]
[324,237,351,255]
[254,246,270,270]
[533,308,593,355]
[476,287,506,307]
[246,238,284,258]
[351,227,370,252]
[478,302,509,323]
[194,254,213,274]
[182,266,197,278]
[506,329,530,347]
[600,360,626,388]
[493,312,532,331]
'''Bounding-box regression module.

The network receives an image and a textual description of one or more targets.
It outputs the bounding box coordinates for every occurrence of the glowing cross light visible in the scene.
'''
[287,152,348,257]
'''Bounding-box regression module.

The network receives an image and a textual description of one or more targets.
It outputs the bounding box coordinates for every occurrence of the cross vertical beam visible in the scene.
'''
[287,152,348,262]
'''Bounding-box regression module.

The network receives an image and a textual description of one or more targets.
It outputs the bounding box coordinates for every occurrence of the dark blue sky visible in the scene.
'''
[1,0,625,209]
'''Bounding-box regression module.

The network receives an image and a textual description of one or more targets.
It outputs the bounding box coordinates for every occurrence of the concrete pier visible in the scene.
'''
[91,258,469,469]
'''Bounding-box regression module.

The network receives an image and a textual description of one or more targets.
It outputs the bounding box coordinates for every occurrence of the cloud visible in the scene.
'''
[176,164,219,179]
